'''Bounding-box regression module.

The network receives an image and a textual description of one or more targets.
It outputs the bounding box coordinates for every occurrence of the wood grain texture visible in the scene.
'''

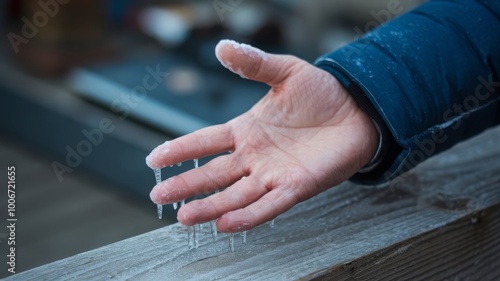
[6,126,500,281]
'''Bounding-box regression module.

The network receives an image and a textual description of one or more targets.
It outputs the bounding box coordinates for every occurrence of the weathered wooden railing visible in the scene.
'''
[7,126,500,280]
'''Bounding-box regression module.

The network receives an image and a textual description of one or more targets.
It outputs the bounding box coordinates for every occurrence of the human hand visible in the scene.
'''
[146,40,379,233]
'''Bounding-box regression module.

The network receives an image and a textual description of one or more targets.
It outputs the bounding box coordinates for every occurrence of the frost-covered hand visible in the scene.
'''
[146,40,379,232]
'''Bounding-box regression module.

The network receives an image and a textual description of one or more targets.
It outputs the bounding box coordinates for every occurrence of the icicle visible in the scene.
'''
[176,162,182,167]
[154,168,161,183]
[154,168,163,219]
[157,204,163,220]
[187,225,192,249]
[241,231,247,243]
[229,233,235,252]
[181,200,193,249]
[208,189,221,241]
[269,219,275,228]
[210,220,218,241]
[210,189,221,242]
[194,226,199,249]
[193,158,199,168]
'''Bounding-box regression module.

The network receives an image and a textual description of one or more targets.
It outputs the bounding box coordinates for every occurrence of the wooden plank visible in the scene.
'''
[6,126,500,281]
[304,203,500,280]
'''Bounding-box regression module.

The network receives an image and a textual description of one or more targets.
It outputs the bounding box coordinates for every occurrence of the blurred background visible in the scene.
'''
[0,0,423,275]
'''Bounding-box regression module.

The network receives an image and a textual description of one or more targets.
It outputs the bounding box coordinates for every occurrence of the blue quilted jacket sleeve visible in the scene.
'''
[315,0,500,185]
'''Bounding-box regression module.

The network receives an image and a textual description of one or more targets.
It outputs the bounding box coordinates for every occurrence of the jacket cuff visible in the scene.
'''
[314,0,500,185]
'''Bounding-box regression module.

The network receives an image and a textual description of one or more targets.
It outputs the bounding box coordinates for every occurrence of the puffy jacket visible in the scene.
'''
[315,0,500,185]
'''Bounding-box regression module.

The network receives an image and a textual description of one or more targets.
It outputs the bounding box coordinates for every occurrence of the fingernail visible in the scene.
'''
[145,141,171,168]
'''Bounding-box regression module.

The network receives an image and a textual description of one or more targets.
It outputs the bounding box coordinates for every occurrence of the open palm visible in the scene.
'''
[147,40,378,232]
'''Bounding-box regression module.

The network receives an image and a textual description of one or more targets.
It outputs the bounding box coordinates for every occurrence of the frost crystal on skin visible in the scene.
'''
[146,141,171,169]
[154,168,163,219]
[215,39,268,79]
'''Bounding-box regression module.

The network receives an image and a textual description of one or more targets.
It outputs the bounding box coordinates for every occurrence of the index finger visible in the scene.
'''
[146,124,234,169]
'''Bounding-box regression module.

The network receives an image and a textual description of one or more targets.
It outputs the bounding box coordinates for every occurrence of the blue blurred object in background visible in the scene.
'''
[106,0,139,24]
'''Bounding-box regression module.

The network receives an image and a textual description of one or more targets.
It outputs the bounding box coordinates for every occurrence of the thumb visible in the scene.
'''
[215,39,298,87]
